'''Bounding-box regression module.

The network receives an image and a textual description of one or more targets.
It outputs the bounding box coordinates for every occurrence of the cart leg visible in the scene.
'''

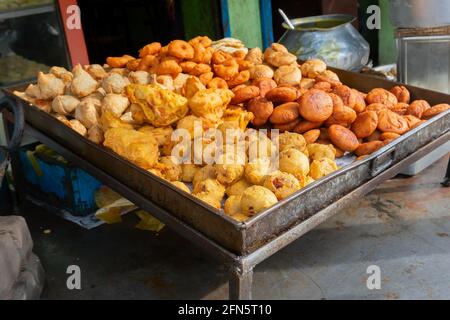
[442,156,450,187]
[229,266,253,300]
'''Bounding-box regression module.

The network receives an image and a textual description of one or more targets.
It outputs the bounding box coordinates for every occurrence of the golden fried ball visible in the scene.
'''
[306,143,336,161]
[225,178,253,197]
[309,158,339,180]
[170,181,191,194]
[159,156,182,181]
[241,186,278,216]
[244,157,272,185]
[279,148,310,176]
[224,195,242,216]
[215,152,245,185]
[277,132,307,153]
[263,171,301,200]
[192,164,216,187]
[180,164,199,183]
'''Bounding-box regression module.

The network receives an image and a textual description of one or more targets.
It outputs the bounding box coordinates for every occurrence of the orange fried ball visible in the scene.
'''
[328,124,360,152]
[246,97,274,126]
[406,100,430,118]
[265,86,297,103]
[390,85,410,104]
[365,88,398,107]
[270,102,300,125]
[351,111,378,138]
[377,109,409,134]
[421,103,450,119]
[168,40,194,59]
[298,89,333,122]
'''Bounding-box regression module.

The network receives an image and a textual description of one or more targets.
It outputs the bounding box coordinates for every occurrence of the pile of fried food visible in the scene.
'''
[15,37,450,222]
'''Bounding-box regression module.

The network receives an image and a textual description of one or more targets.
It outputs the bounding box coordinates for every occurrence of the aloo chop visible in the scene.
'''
[15,36,450,221]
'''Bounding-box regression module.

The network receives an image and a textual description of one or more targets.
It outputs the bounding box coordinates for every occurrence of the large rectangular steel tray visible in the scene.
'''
[4,69,450,255]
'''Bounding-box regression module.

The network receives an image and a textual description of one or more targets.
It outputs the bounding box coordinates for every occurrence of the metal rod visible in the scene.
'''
[278,8,295,30]
[443,155,450,187]
[229,267,253,300]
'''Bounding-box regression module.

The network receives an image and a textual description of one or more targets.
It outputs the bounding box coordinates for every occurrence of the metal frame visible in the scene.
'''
[2,107,449,299]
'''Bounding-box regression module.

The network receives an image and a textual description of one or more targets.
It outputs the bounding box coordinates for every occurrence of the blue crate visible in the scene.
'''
[19,144,102,216]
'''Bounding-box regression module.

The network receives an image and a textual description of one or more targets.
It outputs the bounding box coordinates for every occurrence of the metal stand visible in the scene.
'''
[229,265,253,300]
[443,156,450,187]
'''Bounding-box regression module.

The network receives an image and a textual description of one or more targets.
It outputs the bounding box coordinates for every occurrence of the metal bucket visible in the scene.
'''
[278,14,370,71]
[389,0,450,28]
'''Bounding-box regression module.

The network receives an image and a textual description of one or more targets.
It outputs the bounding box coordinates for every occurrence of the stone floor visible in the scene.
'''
[15,155,450,300]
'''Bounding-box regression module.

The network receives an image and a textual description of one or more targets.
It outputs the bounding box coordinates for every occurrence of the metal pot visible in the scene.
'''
[278,14,370,71]
[389,0,450,28]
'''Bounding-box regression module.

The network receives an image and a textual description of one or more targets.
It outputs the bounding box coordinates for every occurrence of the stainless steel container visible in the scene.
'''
[278,14,369,71]
[389,0,450,28]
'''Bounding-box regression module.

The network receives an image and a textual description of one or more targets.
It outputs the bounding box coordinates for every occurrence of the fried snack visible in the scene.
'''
[265,86,297,103]
[354,141,384,157]
[352,89,367,113]
[249,64,274,79]
[246,97,274,126]
[106,55,135,68]
[180,164,199,183]
[192,165,216,188]
[270,102,300,124]
[309,158,339,180]
[307,143,336,161]
[294,120,324,134]
[264,44,297,67]
[405,100,430,118]
[182,76,206,98]
[101,73,129,94]
[126,84,188,127]
[189,36,213,48]
[252,77,277,98]
[299,78,315,90]
[213,58,239,80]
[193,178,225,209]
[278,132,307,153]
[377,109,409,134]
[403,115,422,129]
[366,103,388,113]
[68,119,87,137]
[170,181,191,194]
[365,88,398,107]
[101,93,130,117]
[279,148,310,176]
[244,158,272,185]
[380,132,400,141]
[198,71,214,85]
[87,125,104,144]
[225,178,252,197]
[74,98,100,129]
[300,59,327,78]
[224,195,243,216]
[331,85,357,110]
[263,171,301,200]
[313,81,332,92]
[128,71,151,85]
[241,185,278,215]
[70,65,98,98]
[227,70,250,88]
[245,47,264,64]
[192,43,214,64]
[158,156,182,181]
[274,65,302,86]
[390,102,409,115]
[215,152,245,185]
[207,77,229,89]
[230,85,260,104]
[52,95,80,115]
[189,88,234,122]
[351,111,378,138]
[324,105,357,127]
[421,103,450,119]
[390,85,410,103]
[299,89,333,122]
[154,60,182,77]
[328,124,359,152]
[139,42,162,57]
[410,120,426,130]
[103,127,159,169]
[274,119,300,132]
[168,40,194,59]
[303,129,321,144]
[99,110,134,131]
[50,66,74,84]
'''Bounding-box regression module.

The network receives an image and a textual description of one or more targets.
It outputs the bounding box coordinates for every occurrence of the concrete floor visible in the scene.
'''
[18,154,450,300]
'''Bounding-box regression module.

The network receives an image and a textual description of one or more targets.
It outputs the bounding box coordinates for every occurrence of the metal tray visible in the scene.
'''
[3,69,450,255]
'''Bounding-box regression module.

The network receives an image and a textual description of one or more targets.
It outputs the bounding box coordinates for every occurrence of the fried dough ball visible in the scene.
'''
[294,120,324,134]
[303,129,321,144]
[154,60,183,77]
[273,119,300,132]
[300,59,327,78]
[365,88,398,107]
[70,65,98,98]
[231,85,260,104]
[351,111,379,138]
[274,65,302,86]
[215,152,245,185]
[354,141,384,157]
[263,170,300,200]
[52,95,80,115]
[328,125,360,152]
[252,77,277,98]
[277,132,307,153]
[299,89,333,122]
[189,36,212,48]
[183,76,206,99]
[241,185,278,215]
[422,103,450,119]
[403,115,422,129]
[270,102,300,124]
[225,178,252,197]
[50,66,73,84]
[170,181,191,194]
[246,97,274,126]
[331,84,357,109]
[101,94,130,117]
[176,115,208,139]
[207,77,229,89]
[224,195,243,216]
[227,70,250,88]
[189,88,234,122]
[244,158,272,185]
[390,102,409,115]
[352,89,367,113]
[193,178,225,209]
[377,109,409,134]
[87,125,104,145]
[213,58,239,80]
[168,40,194,59]
[366,103,388,113]
[307,143,336,161]
[158,156,182,181]
[75,99,100,129]
[128,71,151,85]
[154,75,175,91]
[102,73,129,94]
[192,43,214,64]
[380,132,400,141]
[192,165,216,187]
[180,164,199,183]
[406,100,431,118]
[249,64,274,79]
[325,105,357,127]
[245,47,264,64]
[279,148,309,176]
[139,42,162,57]
[265,86,297,103]
[390,85,410,103]
[309,158,339,180]
[264,44,297,67]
